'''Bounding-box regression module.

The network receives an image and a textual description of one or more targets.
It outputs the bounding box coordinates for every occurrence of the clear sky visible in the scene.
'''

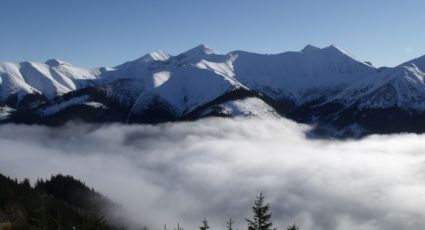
[1,0,424,68]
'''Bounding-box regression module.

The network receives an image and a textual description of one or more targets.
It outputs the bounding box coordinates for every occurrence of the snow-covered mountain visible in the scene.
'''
[231,45,376,104]
[0,59,104,102]
[327,65,425,110]
[2,44,425,137]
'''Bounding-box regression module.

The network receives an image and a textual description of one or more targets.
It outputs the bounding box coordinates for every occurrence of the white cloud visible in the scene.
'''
[0,118,425,230]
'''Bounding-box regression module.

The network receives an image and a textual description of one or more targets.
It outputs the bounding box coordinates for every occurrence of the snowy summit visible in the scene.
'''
[1,44,425,137]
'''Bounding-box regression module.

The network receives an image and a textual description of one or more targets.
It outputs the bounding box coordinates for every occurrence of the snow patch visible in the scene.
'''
[39,95,89,116]
[203,97,279,118]
[84,101,108,109]
[153,71,171,87]
[148,51,171,61]
[0,106,15,120]
[45,59,71,67]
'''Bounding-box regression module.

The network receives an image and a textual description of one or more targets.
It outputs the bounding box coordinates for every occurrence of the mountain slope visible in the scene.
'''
[399,54,425,71]
[328,66,425,111]
[0,60,103,103]
[231,45,376,104]
[4,44,425,137]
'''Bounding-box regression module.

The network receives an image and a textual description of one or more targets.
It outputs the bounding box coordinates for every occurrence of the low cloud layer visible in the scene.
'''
[1,118,425,230]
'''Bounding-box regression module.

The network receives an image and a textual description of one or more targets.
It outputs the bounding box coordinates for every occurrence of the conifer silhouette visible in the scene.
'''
[245,193,276,230]
[200,217,210,230]
[287,224,299,230]
[226,218,234,230]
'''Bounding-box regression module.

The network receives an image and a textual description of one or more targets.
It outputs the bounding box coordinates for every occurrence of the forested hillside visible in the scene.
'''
[0,173,125,229]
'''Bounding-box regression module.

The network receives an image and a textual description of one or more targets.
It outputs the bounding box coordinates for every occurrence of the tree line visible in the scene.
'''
[0,172,299,230]
[0,173,125,229]
[160,193,299,230]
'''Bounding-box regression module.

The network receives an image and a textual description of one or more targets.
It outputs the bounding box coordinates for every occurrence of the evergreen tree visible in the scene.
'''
[0,172,125,229]
[199,217,210,230]
[245,193,276,230]
[80,206,107,229]
[29,198,49,230]
[21,178,31,188]
[286,224,299,230]
[226,218,234,230]
[53,206,64,230]
[175,222,183,230]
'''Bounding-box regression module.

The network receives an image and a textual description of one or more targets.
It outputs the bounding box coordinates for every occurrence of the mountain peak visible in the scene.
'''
[399,54,425,71]
[183,44,219,56]
[301,44,320,53]
[45,59,71,66]
[300,44,355,58]
[320,45,361,60]
[323,44,349,54]
[141,51,170,62]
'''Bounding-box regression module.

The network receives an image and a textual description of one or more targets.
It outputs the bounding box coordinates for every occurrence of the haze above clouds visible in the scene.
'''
[1,118,425,230]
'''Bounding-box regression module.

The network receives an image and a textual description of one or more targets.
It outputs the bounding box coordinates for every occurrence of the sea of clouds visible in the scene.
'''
[1,117,425,230]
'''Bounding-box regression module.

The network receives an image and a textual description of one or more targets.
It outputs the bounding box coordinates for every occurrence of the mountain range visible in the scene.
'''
[2,44,425,137]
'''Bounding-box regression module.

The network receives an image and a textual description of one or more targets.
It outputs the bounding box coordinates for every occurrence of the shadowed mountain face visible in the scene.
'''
[2,44,425,137]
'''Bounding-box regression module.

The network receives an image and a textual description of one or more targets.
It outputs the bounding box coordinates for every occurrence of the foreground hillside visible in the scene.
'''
[0,173,127,229]
[2,45,425,137]
[0,172,300,230]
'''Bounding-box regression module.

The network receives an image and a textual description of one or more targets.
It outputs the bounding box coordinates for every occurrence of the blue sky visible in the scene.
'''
[1,0,424,67]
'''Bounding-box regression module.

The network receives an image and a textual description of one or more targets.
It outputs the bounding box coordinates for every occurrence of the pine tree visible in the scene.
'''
[245,192,276,230]
[175,222,183,230]
[30,198,49,230]
[53,208,64,230]
[21,178,31,188]
[286,224,299,230]
[199,217,210,230]
[226,218,234,230]
[81,207,106,230]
